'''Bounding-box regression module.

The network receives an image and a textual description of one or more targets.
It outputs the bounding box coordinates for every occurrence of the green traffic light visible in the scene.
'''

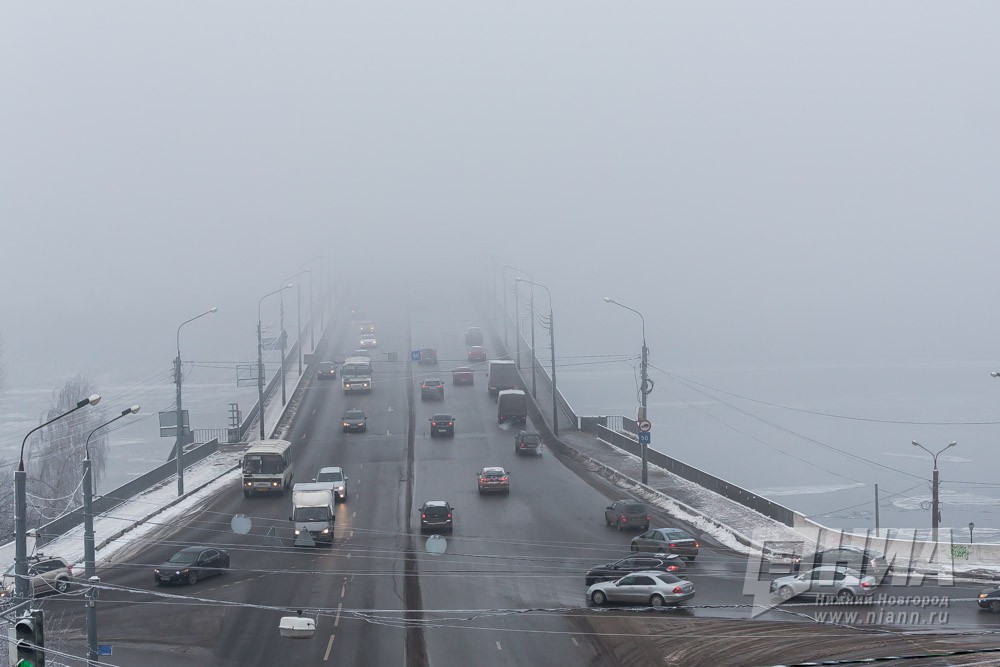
[16,659,34,667]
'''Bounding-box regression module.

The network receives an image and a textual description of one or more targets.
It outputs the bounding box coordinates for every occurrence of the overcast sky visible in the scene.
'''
[3,1,999,390]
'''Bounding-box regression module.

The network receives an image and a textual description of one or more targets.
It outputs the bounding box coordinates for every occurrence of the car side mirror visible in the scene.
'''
[288,516,293,521]
[606,506,613,511]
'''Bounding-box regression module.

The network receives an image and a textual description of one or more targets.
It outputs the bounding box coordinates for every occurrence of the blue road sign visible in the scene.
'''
[638,432,651,445]
[410,350,421,361]
[98,645,113,656]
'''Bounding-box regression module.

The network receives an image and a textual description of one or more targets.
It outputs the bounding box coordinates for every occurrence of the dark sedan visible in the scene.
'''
[979,585,1000,612]
[630,528,700,560]
[585,553,687,586]
[342,409,368,433]
[154,546,230,585]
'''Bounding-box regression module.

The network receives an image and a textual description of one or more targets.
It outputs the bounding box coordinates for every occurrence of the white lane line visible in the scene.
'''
[335,603,343,627]
[300,432,308,440]
[312,408,317,415]
[571,637,580,647]
[323,634,335,661]
[346,552,351,559]
[496,641,502,651]
[352,511,356,518]
[341,583,346,598]
[350,530,354,538]
[360,464,364,469]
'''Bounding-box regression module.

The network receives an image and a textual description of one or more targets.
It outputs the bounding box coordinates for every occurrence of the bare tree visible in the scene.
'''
[26,374,108,524]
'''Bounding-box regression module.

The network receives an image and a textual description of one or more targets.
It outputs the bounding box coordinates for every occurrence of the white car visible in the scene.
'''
[360,334,377,348]
[314,467,349,502]
[770,565,877,602]
[586,571,694,607]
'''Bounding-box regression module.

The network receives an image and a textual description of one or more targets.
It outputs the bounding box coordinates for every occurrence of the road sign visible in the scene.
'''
[638,432,651,445]
[637,419,652,433]
[98,645,113,656]
[410,350,421,361]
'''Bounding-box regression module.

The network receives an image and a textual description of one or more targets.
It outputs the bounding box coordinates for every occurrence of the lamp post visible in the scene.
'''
[308,265,315,352]
[969,522,975,544]
[14,394,101,605]
[503,265,532,368]
[258,285,293,439]
[487,254,497,330]
[175,307,217,496]
[516,278,557,436]
[911,439,957,543]
[284,270,311,375]
[604,297,652,485]
[83,405,139,666]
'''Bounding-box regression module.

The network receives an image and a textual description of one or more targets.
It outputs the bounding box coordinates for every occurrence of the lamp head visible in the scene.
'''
[129,404,141,415]
[992,372,1000,378]
[911,440,920,447]
[88,394,102,406]
[948,441,957,448]
[603,297,612,303]
[285,283,294,289]
[209,307,218,313]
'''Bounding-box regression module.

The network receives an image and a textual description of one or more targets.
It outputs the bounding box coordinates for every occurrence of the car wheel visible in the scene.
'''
[630,543,638,552]
[836,590,855,603]
[224,557,231,569]
[447,527,453,535]
[591,591,607,605]
[642,525,649,531]
[686,556,696,561]
[188,571,199,585]
[430,431,435,439]
[605,515,611,526]
[990,600,1000,613]
[243,490,251,498]
[54,578,70,594]
[616,521,623,531]
[504,489,510,495]
[778,586,795,601]
[649,594,666,608]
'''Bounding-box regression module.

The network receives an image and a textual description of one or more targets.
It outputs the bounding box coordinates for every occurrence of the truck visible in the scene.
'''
[497,389,528,426]
[289,483,335,546]
[487,360,518,398]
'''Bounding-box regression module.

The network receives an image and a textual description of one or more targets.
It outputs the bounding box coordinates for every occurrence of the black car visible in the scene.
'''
[979,586,1000,612]
[585,553,687,586]
[420,500,454,534]
[154,546,230,585]
[342,409,367,433]
[429,414,455,438]
[317,362,337,380]
[420,378,445,400]
[514,431,542,456]
[630,528,701,560]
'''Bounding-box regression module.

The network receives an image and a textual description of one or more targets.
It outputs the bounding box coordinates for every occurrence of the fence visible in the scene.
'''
[593,422,796,527]
[35,438,221,546]
[192,428,238,444]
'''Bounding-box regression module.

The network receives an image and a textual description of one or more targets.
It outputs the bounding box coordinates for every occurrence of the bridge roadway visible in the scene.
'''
[39,288,1000,665]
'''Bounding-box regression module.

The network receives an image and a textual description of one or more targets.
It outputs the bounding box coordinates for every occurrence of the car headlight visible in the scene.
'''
[177,570,183,575]
[295,529,301,535]
[322,528,330,534]
[154,569,160,575]
[981,593,989,598]
[272,482,278,487]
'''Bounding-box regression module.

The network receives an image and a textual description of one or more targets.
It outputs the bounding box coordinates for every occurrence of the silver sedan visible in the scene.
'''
[586,571,695,607]
[770,565,877,602]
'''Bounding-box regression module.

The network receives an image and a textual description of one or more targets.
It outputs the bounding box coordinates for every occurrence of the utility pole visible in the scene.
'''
[280,293,287,407]
[874,483,880,535]
[257,317,265,440]
[604,298,653,485]
[175,308,216,496]
[912,440,956,543]
[296,279,303,374]
[550,309,558,436]
[530,287,536,399]
[308,268,315,352]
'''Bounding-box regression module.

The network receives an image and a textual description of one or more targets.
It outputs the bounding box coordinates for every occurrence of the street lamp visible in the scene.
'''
[284,270,311,376]
[258,285,293,439]
[83,405,139,667]
[175,307,217,496]
[911,439,957,543]
[516,278,557,436]
[969,522,975,544]
[487,254,497,328]
[14,393,101,605]
[503,265,531,367]
[604,297,653,485]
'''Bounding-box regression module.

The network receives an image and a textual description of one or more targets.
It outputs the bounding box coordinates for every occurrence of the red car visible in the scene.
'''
[467,346,488,362]
[452,367,474,385]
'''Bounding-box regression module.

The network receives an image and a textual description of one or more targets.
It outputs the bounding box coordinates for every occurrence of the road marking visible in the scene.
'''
[323,634,335,661]
[352,511,356,518]
[350,530,354,538]
[347,552,351,559]
[571,637,580,647]
[341,583,346,598]
[312,409,317,415]
[335,603,343,627]
[496,641,502,651]
[300,433,308,440]
[360,464,364,469]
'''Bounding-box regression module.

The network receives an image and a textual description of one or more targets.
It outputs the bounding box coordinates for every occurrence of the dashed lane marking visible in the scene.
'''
[323,634,335,661]
[496,641,502,651]
[341,583,346,598]
[335,603,343,627]
[571,637,580,647]
[312,409,317,415]
[352,511,356,518]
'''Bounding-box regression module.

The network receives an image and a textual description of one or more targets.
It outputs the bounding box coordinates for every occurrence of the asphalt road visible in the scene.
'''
[33,287,1000,666]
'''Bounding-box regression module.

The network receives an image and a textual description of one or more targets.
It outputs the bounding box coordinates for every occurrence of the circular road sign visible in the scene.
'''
[637,419,652,433]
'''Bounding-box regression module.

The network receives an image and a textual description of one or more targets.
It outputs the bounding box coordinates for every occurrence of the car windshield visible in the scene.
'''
[317,471,343,482]
[167,551,198,564]
[345,411,364,419]
[624,503,645,513]
[243,454,284,474]
[294,507,330,521]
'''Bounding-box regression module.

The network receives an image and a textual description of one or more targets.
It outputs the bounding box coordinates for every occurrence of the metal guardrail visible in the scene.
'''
[594,423,796,527]
[35,438,221,546]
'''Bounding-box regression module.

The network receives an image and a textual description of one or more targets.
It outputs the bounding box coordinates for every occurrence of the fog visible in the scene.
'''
[3,3,1000,527]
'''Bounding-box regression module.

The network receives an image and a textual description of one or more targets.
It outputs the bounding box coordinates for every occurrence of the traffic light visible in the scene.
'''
[14,609,45,667]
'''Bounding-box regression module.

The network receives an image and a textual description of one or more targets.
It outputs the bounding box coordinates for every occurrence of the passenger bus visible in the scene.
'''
[342,356,373,393]
[242,439,294,497]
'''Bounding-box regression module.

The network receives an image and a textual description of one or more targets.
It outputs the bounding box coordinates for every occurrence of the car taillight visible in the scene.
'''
[673,586,683,594]
[668,565,678,571]
[861,581,871,588]
[501,476,508,482]
[480,477,488,483]
[447,513,452,518]
[67,565,73,575]
[646,515,650,521]
[432,422,438,426]
[695,542,700,548]
[421,513,426,519]
[621,515,627,522]
[670,543,676,548]
[448,422,453,426]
